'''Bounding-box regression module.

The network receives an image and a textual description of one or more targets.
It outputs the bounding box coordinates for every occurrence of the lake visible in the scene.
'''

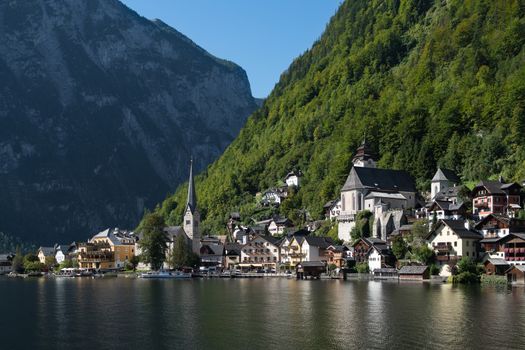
[1,277,524,350]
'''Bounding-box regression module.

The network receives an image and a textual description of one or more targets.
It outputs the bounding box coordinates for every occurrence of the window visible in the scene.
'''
[274,249,277,252]
[185,220,191,225]
[454,242,457,247]
[466,252,469,257]
[466,241,470,246]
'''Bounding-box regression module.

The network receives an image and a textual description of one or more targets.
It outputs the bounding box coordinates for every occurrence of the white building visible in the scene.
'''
[427,220,483,276]
[431,168,461,201]
[240,235,280,269]
[337,141,417,242]
[284,170,302,187]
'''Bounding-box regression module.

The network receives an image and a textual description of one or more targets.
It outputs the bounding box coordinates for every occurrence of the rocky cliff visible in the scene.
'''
[0,0,257,243]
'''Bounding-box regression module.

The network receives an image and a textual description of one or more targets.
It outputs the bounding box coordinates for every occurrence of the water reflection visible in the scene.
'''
[1,278,525,350]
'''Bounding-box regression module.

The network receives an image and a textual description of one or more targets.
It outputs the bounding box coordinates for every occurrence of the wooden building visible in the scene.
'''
[506,265,525,284]
[296,261,326,279]
[398,265,430,281]
[472,180,522,218]
[483,258,509,275]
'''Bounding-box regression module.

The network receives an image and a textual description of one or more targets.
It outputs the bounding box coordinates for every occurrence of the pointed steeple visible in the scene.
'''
[186,158,197,213]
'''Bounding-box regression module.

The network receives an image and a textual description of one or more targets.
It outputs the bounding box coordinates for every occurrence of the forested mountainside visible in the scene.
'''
[0,0,257,243]
[153,0,525,234]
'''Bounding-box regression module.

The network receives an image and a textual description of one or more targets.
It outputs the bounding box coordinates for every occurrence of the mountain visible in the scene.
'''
[152,0,525,234]
[0,0,258,243]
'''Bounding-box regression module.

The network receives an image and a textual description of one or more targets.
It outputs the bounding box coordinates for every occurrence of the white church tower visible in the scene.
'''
[183,159,201,254]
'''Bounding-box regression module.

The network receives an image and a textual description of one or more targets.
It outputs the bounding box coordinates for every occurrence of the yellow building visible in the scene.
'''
[78,228,136,270]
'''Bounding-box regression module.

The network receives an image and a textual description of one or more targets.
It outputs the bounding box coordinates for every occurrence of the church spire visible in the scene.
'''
[186,158,197,213]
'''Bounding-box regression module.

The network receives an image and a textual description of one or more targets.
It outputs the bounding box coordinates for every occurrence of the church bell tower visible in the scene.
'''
[183,158,201,254]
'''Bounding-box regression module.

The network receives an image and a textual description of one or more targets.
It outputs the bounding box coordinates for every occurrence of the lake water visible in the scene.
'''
[1,277,524,350]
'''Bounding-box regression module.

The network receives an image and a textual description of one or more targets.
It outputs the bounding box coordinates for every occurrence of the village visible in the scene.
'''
[2,140,525,284]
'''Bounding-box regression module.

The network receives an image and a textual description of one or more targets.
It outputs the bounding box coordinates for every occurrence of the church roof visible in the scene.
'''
[431,168,460,183]
[342,167,416,192]
[186,159,197,213]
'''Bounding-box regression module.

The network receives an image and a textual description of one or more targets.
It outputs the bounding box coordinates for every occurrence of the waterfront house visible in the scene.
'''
[55,245,73,264]
[398,265,430,281]
[240,235,280,270]
[352,237,386,264]
[338,140,417,242]
[431,168,461,201]
[284,170,302,187]
[0,254,14,274]
[324,245,348,268]
[79,228,135,270]
[200,243,224,268]
[301,236,334,263]
[472,180,522,218]
[506,265,525,284]
[367,244,395,273]
[480,233,525,265]
[427,220,483,274]
[37,247,55,264]
[483,258,509,275]
[474,214,525,239]
[224,243,241,269]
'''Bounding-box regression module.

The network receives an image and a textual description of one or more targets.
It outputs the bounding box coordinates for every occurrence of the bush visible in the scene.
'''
[356,262,369,274]
[481,274,507,285]
[452,272,480,284]
[429,264,440,276]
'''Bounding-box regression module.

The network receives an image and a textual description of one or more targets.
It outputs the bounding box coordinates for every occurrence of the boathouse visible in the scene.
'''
[398,265,429,281]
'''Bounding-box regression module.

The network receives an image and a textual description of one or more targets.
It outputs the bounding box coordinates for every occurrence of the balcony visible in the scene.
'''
[433,243,452,252]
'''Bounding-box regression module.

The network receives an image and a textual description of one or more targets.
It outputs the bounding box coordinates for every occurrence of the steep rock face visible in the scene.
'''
[0,0,257,243]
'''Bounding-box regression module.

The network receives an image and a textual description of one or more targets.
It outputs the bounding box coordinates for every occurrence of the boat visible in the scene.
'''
[139,270,192,279]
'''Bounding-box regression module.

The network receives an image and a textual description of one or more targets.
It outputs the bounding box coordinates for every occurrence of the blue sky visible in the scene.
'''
[121,0,342,98]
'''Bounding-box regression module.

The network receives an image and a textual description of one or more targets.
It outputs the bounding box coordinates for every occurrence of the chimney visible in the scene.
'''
[464,220,470,230]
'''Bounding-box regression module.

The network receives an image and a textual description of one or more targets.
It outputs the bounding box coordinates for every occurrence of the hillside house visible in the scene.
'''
[480,233,525,266]
[37,247,55,264]
[367,244,395,273]
[284,170,302,187]
[474,214,525,239]
[431,168,461,201]
[352,237,387,264]
[268,217,294,236]
[472,180,522,218]
[323,199,341,220]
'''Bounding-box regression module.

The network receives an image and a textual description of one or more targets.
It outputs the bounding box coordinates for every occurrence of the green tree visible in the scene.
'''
[391,236,408,260]
[356,262,369,274]
[129,255,140,271]
[139,213,168,271]
[412,245,435,265]
[45,256,56,270]
[11,247,24,274]
[453,257,482,284]
[169,235,190,269]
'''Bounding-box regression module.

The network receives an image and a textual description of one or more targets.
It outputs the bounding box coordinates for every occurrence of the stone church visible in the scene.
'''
[338,140,416,242]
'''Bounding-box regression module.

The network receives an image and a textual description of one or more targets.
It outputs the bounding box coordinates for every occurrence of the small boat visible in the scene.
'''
[139,270,192,279]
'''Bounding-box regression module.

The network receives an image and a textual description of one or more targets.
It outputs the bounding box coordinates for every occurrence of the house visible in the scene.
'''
[37,247,56,264]
[80,228,135,269]
[426,200,466,221]
[268,217,294,236]
[506,265,525,284]
[323,199,341,220]
[427,220,483,274]
[284,170,302,187]
[338,141,417,242]
[240,235,280,270]
[367,244,395,273]
[200,243,224,267]
[390,224,413,240]
[472,180,522,218]
[431,168,461,201]
[483,258,509,275]
[55,245,73,264]
[279,236,294,267]
[301,236,334,263]
[480,233,525,265]
[352,237,386,264]
[324,245,348,268]
[261,187,288,206]
[224,243,241,269]
[474,214,525,239]
[0,254,14,274]
[398,265,430,281]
